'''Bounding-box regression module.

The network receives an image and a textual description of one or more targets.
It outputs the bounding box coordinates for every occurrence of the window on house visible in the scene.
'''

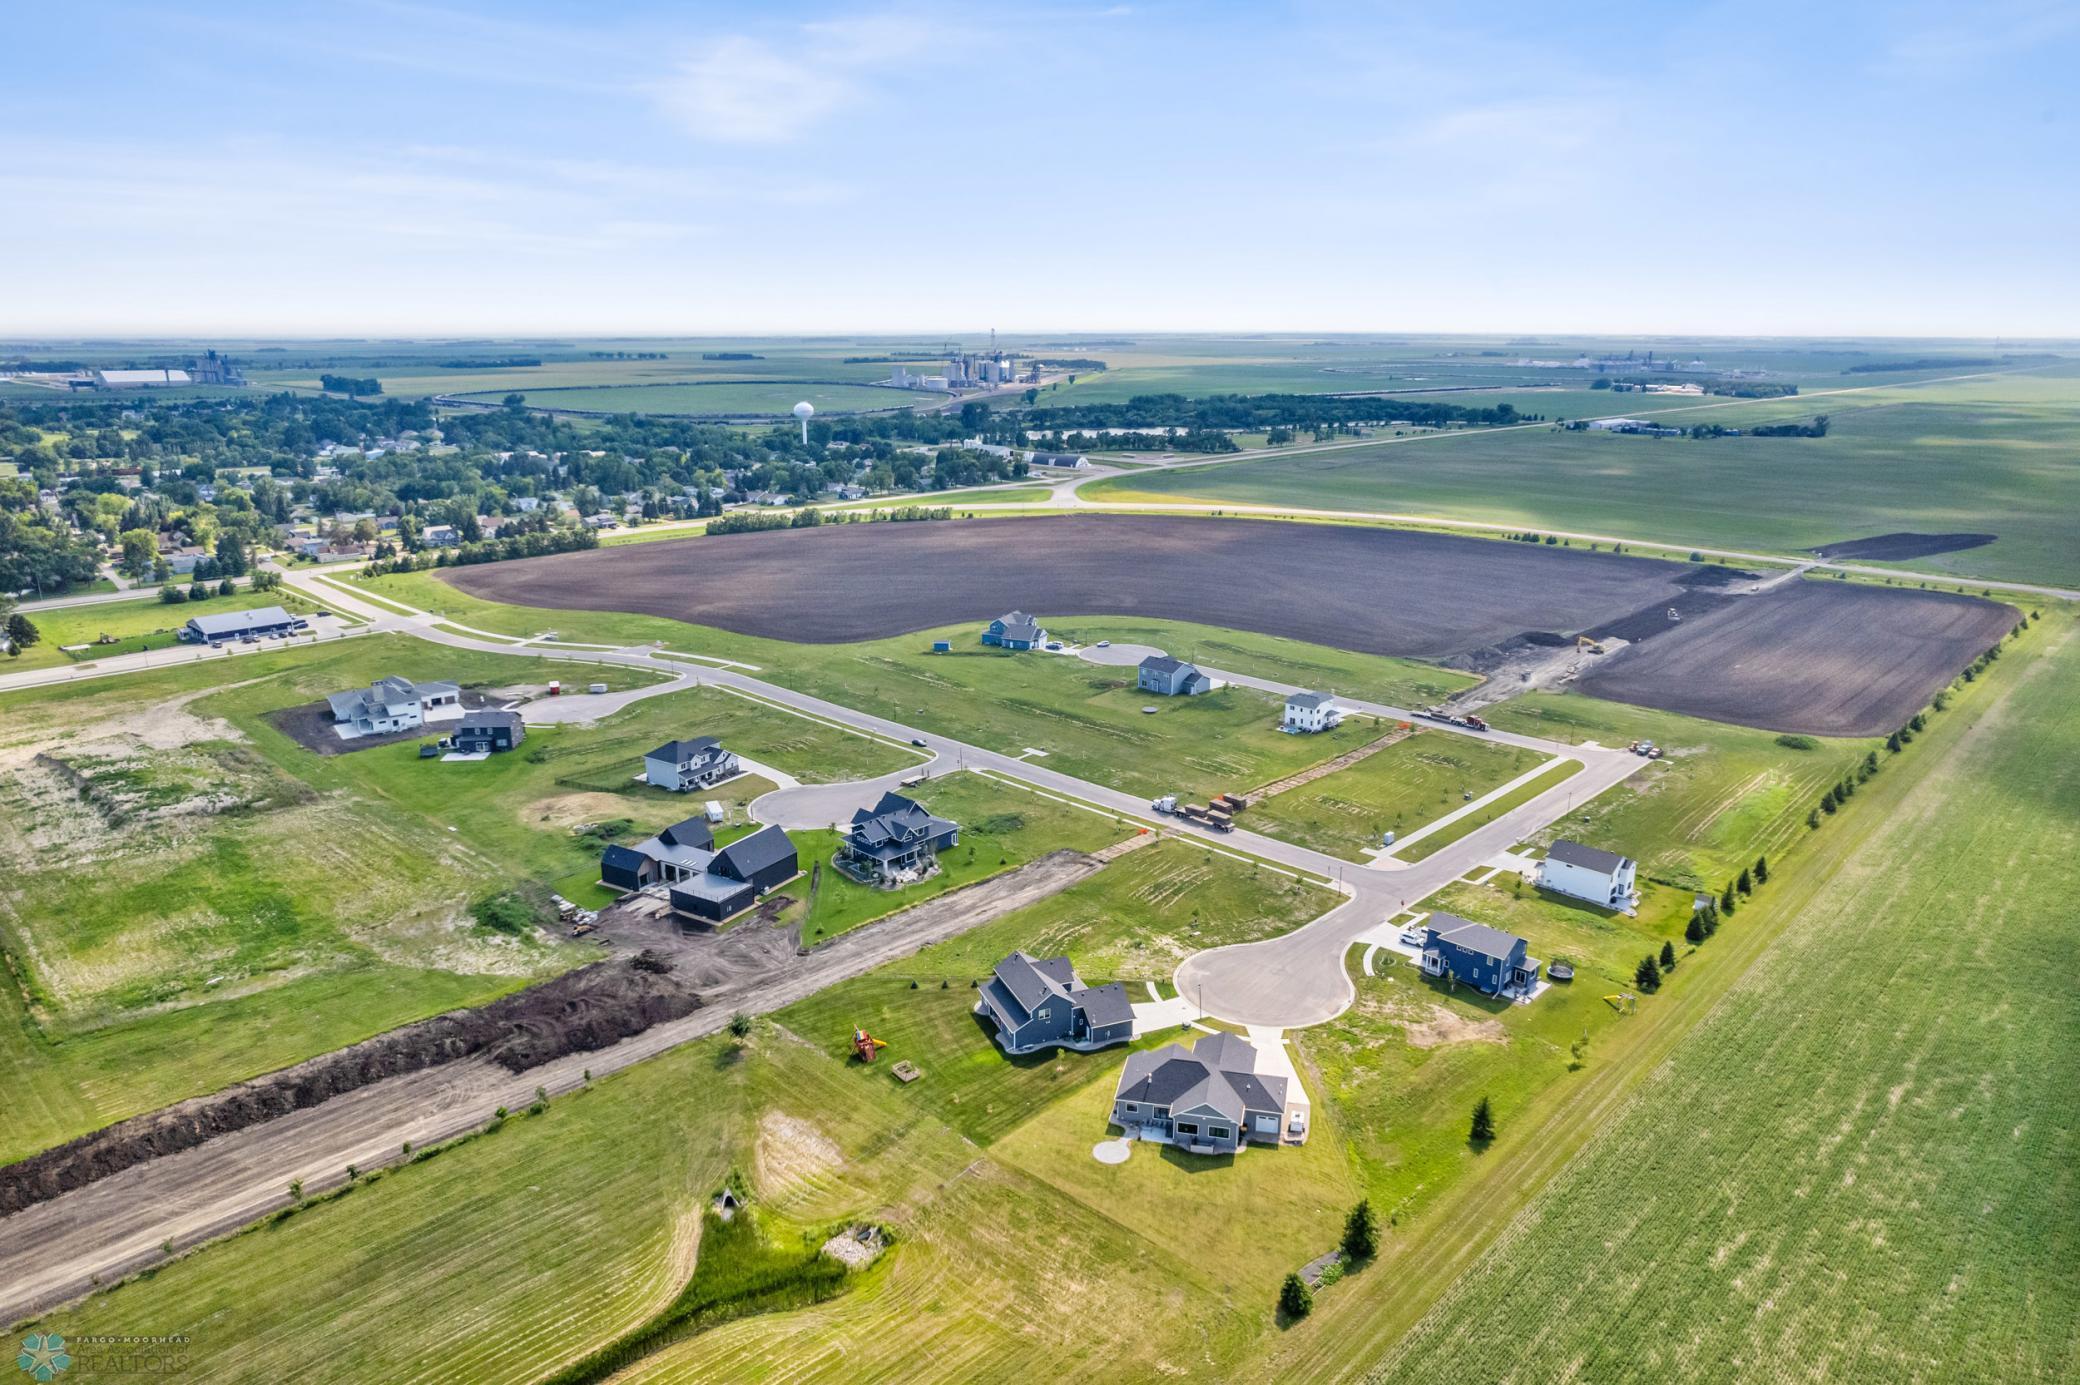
[1210,1127,1230,1140]
[1176,1122,1198,1135]
[1122,1103,1137,1113]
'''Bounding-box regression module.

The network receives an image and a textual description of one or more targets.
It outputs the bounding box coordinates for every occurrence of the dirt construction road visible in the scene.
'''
[0,850,1104,1326]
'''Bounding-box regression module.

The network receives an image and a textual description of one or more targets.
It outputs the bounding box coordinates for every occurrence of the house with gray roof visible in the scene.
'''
[665,824,799,923]
[836,791,960,887]
[1537,839,1640,912]
[600,816,716,892]
[450,708,524,753]
[1419,912,1541,998]
[1137,654,1212,697]
[975,951,1134,1054]
[1282,689,1342,733]
[643,736,741,793]
[1111,1032,1309,1154]
[982,611,1046,650]
[324,675,461,739]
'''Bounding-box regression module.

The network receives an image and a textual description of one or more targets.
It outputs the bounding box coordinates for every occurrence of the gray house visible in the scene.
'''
[451,709,525,753]
[643,737,741,793]
[975,951,1134,1054]
[982,611,1046,650]
[1111,1032,1306,1153]
[666,824,799,923]
[1137,654,1212,697]
[836,791,960,886]
[1420,912,1541,998]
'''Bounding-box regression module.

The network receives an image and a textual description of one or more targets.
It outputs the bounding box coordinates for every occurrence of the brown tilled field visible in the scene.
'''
[449,515,1693,657]
[1579,580,2016,736]
[446,515,2013,737]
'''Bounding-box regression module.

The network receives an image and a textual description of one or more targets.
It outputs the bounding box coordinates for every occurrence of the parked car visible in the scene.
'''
[910,737,928,747]
[1096,640,1111,647]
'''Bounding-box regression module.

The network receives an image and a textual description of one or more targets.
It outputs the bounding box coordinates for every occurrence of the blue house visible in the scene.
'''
[1419,913,1541,998]
[1137,654,1212,696]
[976,951,1135,1054]
[982,611,1046,650]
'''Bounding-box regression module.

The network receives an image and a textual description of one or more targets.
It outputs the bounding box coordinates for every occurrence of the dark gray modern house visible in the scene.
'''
[1137,654,1212,697]
[600,816,716,892]
[1419,912,1541,998]
[665,824,800,923]
[836,791,960,887]
[1110,1032,1307,1153]
[450,709,525,753]
[975,951,1134,1054]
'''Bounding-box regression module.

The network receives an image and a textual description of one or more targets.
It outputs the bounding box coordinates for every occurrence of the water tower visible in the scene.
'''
[793,400,814,444]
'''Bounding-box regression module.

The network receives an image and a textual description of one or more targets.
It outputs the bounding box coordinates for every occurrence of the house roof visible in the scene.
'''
[1113,1033,1285,1123]
[670,873,755,905]
[1547,839,1631,874]
[849,791,959,855]
[656,817,714,851]
[185,606,298,638]
[991,950,1077,1019]
[648,736,724,765]
[1286,690,1335,709]
[459,709,522,731]
[1424,912,1526,961]
[1069,981,1134,1030]
[1139,654,1186,676]
[600,844,651,875]
[715,824,795,880]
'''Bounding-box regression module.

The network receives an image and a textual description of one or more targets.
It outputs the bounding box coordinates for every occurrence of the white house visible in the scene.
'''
[644,737,741,793]
[324,676,462,739]
[1537,840,1640,912]
[1282,690,1342,734]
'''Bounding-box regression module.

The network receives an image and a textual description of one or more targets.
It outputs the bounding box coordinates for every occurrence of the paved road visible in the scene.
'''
[0,850,1106,1326]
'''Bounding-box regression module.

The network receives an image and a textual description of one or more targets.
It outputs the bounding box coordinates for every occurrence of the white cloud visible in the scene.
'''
[656,12,952,144]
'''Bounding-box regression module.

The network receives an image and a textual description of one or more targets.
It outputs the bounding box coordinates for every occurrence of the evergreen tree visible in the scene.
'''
[1861,751,1879,779]
[1635,954,1662,993]
[1887,731,1903,753]
[1341,1198,1381,1261]
[1470,1096,1497,1144]
[1737,868,1753,895]
[1754,855,1769,884]
[1660,939,1677,971]
[1720,884,1737,914]
[4,613,39,652]
[1686,913,1707,945]
[1280,1272,1314,1320]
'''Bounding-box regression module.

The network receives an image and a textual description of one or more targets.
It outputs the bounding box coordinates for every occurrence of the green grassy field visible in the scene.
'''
[1391,757,1582,862]
[1081,367,2080,586]
[777,837,1337,1143]
[348,570,1477,801]
[1370,617,2079,1382]
[453,380,915,417]
[768,773,1131,944]
[5,587,331,672]
[1483,694,1874,892]
[0,633,912,1159]
[1246,730,1544,861]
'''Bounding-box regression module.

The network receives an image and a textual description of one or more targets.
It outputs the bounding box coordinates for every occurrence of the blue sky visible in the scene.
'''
[7,1,2076,336]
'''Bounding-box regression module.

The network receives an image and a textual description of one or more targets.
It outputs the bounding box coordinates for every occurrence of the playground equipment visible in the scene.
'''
[852,1028,888,1063]
[1603,993,1637,1014]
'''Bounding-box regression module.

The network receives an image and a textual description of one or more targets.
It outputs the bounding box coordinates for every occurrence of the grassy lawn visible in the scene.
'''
[1080,367,2080,587]
[776,837,1338,1143]
[0,634,910,1158]
[768,773,1131,945]
[1371,616,2079,1381]
[1391,756,1581,862]
[1481,692,1874,891]
[1247,729,1544,860]
[5,587,330,671]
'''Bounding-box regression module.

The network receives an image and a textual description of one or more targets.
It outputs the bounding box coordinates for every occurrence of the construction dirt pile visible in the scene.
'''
[0,954,701,1216]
